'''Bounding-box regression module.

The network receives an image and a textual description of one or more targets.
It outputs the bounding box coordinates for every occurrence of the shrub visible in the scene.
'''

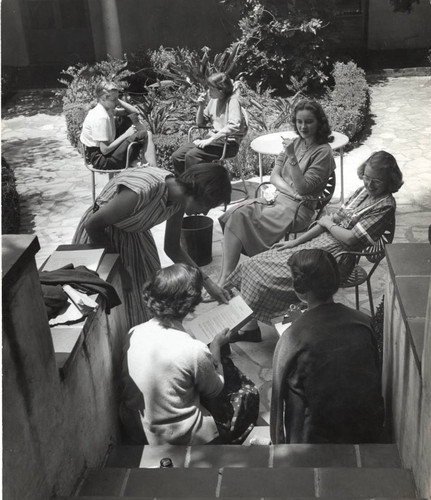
[153,132,186,172]
[2,157,20,234]
[220,0,338,93]
[58,57,134,150]
[323,61,369,140]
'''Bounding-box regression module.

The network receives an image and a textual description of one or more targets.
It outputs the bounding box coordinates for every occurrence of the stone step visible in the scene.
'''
[105,443,402,469]
[57,498,424,500]
[70,467,416,498]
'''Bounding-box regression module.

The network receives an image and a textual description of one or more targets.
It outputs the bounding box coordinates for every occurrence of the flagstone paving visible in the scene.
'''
[2,75,431,424]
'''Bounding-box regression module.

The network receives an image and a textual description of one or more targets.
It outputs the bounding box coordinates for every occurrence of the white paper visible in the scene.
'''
[184,295,253,344]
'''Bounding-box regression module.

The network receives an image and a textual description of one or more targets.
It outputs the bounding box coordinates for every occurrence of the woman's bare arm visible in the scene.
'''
[84,187,138,246]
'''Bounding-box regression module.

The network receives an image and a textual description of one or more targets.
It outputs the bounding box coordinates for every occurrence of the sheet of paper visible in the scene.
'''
[42,248,105,272]
[184,295,253,344]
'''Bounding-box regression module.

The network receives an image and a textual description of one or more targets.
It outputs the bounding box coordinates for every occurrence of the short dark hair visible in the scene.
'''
[142,264,203,326]
[288,249,340,301]
[177,163,231,208]
[207,72,234,99]
[291,99,333,145]
[357,150,404,194]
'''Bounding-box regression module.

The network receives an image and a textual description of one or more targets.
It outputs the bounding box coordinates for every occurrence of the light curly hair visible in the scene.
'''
[142,264,203,327]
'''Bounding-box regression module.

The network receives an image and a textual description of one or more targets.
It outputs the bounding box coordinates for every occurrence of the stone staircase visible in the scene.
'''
[56,433,422,499]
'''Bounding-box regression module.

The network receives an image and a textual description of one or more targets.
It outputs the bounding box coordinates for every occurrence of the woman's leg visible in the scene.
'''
[171,143,196,175]
[217,227,243,287]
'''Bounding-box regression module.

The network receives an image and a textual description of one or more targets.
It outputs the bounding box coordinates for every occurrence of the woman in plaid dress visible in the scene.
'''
[227,151,403,330]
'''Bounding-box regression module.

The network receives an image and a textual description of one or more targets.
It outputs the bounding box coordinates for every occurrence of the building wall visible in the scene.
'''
[2,236,128,499]
[368,0,431,50]
[1,0,29,66]
[86,0,240,62]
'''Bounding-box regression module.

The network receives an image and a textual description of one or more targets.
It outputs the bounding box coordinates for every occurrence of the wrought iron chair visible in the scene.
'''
[80,141,139,207]
[335,214,396,316]
[188,108,250,204]
[254,170,336,240]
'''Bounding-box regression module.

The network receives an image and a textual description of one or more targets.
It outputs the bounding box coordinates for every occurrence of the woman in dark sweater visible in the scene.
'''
[270,248,384,444]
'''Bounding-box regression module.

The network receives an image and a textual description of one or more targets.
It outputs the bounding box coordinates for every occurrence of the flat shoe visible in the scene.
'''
[230,327,262,343]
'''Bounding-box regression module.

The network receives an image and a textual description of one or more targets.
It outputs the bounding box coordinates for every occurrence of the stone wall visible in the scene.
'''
[2,236,128,499]
[382,243,431,499]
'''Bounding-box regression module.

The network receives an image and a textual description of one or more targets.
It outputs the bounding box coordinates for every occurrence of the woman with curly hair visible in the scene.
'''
[217,99,335,287]
[171,72,247,174]
[123,264,249,445]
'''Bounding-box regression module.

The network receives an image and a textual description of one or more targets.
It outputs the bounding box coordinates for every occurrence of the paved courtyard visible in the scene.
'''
[2,75,431,423]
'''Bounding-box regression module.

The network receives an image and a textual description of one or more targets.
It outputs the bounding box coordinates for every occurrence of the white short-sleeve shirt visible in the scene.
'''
[80,102,116,147]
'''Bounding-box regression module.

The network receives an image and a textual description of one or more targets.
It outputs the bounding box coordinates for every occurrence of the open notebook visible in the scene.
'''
[183,293,253,344]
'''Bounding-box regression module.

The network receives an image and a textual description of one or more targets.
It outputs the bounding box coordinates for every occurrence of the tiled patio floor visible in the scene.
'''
[2,76,431,423]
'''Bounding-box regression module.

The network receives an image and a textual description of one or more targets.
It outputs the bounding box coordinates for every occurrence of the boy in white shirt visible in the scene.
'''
[80,81,153,170]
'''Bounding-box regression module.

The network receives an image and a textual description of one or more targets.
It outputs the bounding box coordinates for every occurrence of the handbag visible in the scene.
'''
[202,355,259,444]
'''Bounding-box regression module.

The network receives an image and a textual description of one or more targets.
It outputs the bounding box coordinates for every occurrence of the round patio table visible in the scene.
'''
[250,130,349,202]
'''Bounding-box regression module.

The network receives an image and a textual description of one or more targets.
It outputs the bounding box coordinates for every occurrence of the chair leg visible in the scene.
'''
[230,157,249,204]
[91,171,96,204]
[355,285,360,310]
[367,279,375,317]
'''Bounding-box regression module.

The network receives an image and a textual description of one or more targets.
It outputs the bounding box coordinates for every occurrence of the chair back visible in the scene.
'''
[316,170,336,212]
[363,214,396,264]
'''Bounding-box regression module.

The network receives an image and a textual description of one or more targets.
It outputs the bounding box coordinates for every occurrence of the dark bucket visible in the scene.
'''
[181,215,213,266]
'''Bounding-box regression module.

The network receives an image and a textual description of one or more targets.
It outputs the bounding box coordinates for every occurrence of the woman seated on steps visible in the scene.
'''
[271,248,385,444]
[227,150,403,342]
[217,99,335,287]
[120,264,258,445]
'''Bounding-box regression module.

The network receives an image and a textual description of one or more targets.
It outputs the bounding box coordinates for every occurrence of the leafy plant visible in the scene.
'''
[150,42,245,92]
[322,61,369,140]
[2,156,20,234]
[153,132,186,172]
[219,0,339,93]
[58,57,133,149]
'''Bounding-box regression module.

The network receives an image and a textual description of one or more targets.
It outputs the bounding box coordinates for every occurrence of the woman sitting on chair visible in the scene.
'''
[217,99,335,287]
[226,151,403,340]
[73,141,231,329]
[271,249,384,444]
[171,72,247,175]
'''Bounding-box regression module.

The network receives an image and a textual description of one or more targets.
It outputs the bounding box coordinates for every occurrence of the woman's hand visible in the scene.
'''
[193,138,212,149]
[272,240,297,251]
[197,91,208,105]
[204,277,230,304]
[317,215,333,230]
[212,328,232,347]
[282,136,295,155]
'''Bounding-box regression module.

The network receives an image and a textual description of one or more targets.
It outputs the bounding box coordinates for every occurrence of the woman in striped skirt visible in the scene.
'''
[73,156,231,328]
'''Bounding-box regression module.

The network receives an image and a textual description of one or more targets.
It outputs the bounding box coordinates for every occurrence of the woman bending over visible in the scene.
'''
[217,99,335,286]
[73,138,231,328]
